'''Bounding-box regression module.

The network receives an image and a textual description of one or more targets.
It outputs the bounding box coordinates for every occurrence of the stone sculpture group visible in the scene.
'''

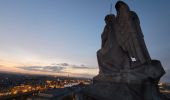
[84,1,166,100]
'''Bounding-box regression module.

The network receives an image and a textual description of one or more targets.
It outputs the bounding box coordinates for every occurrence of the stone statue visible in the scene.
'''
[97,14,130,74]
[83,1,166,100]
[115,1,151,68]
[97,1,152,75]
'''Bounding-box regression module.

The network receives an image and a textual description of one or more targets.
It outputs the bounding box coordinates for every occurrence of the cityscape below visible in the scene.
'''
[0,72,91,100]
[0,72,169,100]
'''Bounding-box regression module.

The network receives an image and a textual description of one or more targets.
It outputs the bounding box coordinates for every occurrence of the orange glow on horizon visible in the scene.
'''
[0,61,98,78]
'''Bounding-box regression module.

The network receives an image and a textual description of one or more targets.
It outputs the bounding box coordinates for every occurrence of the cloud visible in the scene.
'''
[16,63,98,78]
[17,65,65,73]
[52,63,97,69]
[16,63,97,72]
[72,65,96,69]
[70,64,97,69]
[52,63,69,66]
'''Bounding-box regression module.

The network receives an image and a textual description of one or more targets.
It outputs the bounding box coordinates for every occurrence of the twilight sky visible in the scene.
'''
[0,0,170,79]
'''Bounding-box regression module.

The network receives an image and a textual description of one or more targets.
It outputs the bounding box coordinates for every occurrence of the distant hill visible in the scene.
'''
[161,69,170,83]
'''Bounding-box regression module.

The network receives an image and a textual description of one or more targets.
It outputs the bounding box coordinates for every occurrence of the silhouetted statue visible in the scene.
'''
[83,1,166,100]
[115,1,151,67]
[97,14,130,74]
[97,1,152,75]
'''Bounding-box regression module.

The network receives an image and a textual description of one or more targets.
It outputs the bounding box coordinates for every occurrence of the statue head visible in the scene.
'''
[105,14,115,24]
[115,1,130,14]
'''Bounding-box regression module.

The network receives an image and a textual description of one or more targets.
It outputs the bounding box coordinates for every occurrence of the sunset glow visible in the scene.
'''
[0,0,169,79]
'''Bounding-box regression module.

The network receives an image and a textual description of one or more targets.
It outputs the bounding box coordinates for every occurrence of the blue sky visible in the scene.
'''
[0,0,170,78]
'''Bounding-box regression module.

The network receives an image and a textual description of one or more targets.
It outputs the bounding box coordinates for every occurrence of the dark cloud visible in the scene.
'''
[16,63,97,77]
[52,63,69,66]
[72,66,96,69]
[51,63,97,69]
[17,65,65,73]
[43,66,64,72]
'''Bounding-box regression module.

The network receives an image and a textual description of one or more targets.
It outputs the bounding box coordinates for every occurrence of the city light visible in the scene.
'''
[0,78,91,98]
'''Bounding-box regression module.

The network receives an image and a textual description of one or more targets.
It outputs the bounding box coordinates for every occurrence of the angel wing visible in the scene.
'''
[116,11,151,66]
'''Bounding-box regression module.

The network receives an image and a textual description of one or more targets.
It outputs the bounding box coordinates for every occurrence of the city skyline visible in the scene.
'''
[0,0,170,79]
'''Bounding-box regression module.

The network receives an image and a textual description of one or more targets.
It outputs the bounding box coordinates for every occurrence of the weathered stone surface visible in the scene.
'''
[83,1,166,100]
[94,60,165,84]
[115,1,151,67]
[83,60,165,100]
[97,14,130,75]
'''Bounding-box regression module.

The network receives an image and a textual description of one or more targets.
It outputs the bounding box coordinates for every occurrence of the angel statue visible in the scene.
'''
[115,1,151,68]
[91,1,165,100]
[97,14,131,74]
[97,1,151,74]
